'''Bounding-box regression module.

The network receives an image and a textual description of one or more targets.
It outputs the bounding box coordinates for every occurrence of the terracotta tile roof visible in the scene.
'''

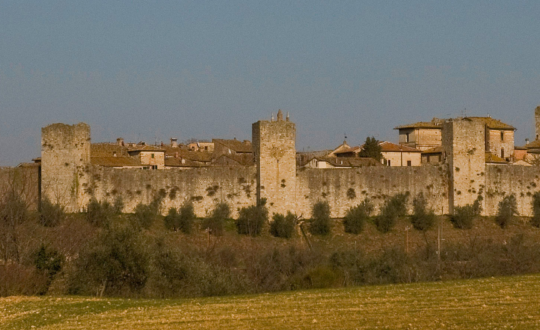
[91,156,141,167]
[485,153,507,164]
[213,139,252,153]
[394,117,514,130]
[127,145,165,152]
[467,117,515,130]
[421,146,444,154]
[394,118,444,130]
[379,141,421,153]
[213,154,254,166]
[165,158,207,168]
[334,146,361,154]
[91,143,130,157]
[303,156,382,168]
[522,140,540,150]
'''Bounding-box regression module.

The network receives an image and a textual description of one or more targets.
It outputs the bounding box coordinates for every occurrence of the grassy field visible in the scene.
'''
[2,275,540,329]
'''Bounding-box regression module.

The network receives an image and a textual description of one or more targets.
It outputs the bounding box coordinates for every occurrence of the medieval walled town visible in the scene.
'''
[5,107,540,219]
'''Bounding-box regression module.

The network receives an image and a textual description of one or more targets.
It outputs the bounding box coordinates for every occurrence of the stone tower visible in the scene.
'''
[41,123,90,212]
[442,118,486,214]
[535,106,540,140]
[252,110,296,215]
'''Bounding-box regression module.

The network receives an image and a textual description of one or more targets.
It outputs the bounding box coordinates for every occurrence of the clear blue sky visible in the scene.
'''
[1,1,539,165]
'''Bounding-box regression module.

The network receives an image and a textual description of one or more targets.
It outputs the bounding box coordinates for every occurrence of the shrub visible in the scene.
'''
[113,196,124,214]
[133,202,158,230]
[164,207,180,231]
[343,199,373,234]
[410,193,435,232]
[270,212,297,238]
[39,198,65,227]
[450,204,479,229]
[389,193,409,217]
[495,194,518,229]
[86,198,115,227]
[203,203,230,236]
[531,192,540,227]
[0,192,28,262]
[236,204,268,236]
[68,223,150,296]
[178,202,196,234]
[33,244,63,294]
[309,201,331,236]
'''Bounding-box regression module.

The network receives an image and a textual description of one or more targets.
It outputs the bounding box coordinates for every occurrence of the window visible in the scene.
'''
[407,160,412,166]
[500,131,504,141]
[151,153,155,158]
[388,160,391,166]
[501,148,504,159]
[205,146,208,150]
[405,133,410,143]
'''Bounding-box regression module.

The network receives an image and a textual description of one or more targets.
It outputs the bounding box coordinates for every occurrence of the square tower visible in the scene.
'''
[41,123,90,212]
[252,110,296,215]
[442,118,486,213]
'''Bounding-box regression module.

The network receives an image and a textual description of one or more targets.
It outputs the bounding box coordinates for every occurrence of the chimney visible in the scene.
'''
[171,138,178,148]
[160,141,164,147]
[117,138,124,146]
[526,138,530,145]
[175,151,179,158]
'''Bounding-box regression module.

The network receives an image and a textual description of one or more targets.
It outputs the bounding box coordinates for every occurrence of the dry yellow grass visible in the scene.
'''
[2,274,540,329]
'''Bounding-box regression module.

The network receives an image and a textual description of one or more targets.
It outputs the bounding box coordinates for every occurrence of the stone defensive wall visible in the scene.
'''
[484,165,540,217]
[86,165,257,218]
[295,165,449,218]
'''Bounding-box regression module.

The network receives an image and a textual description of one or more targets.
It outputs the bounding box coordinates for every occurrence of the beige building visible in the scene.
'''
[396,116,515,163]
[127,145,165,169]
[379,141,422,166]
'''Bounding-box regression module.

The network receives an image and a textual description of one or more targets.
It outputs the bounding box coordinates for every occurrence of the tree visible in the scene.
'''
[450,204,479,229]
[343,199,373,234]
[86,198,116,227]
[203,203,230,236]
[411,193,435,232]
[164,207,180,231]
[270,212,297,238]
[374,193,409,233]
[495,194,518,229]
[359,136,382,161]
[39,198,65,227]
[309,201,331,236]
[0,191,28,262]
[178,202,196,234]
[236,204,268,236]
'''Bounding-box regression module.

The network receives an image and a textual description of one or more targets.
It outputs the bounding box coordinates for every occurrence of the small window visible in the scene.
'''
[388,160,391,166]
[151,153,155,158]
[405,133,410,143]
[500,131,504,141]
[407,160,412,166]
[205,146,208,150]
[501,148,504,159]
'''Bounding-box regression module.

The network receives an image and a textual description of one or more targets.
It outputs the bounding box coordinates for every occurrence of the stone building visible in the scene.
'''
[379,141,422,167]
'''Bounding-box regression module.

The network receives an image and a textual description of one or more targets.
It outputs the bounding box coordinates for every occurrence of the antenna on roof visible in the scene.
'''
[344,132,347,140]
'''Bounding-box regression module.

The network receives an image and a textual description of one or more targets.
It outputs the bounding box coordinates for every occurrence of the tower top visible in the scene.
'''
[277,109,284,121]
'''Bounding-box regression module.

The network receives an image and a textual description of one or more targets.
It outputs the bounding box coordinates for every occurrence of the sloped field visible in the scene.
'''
[2,274,540,329]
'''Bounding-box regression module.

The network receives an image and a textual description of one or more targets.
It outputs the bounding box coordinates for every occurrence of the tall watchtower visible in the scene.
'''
[442,118,485,214]
[252,110,296,215]
[41,123,90,212]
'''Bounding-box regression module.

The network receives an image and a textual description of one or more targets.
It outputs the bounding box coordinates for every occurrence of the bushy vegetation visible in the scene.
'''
[132,197,162,230]
[495,194,518,229]
[343,199,373,234]
[236,203,268,236]
[33,244,63,294]
[309,201,331,236]
[0,192,28,262]
[411,193,436,232]
[531,192,540,227]
[86,198,116,227]
[374,193,409,233]
[359,136,382,161]
[39,198,65,227]
[270,212,297,238]
[164,202,196,234]
[450,203,480,229]
[203,203,231,236]
[69,223,150,296]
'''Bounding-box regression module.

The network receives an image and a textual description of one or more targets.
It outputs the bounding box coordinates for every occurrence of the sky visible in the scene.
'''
[1,1,540,166]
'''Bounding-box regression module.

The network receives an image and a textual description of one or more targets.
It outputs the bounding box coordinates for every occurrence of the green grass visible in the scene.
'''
[2,274,540,329]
